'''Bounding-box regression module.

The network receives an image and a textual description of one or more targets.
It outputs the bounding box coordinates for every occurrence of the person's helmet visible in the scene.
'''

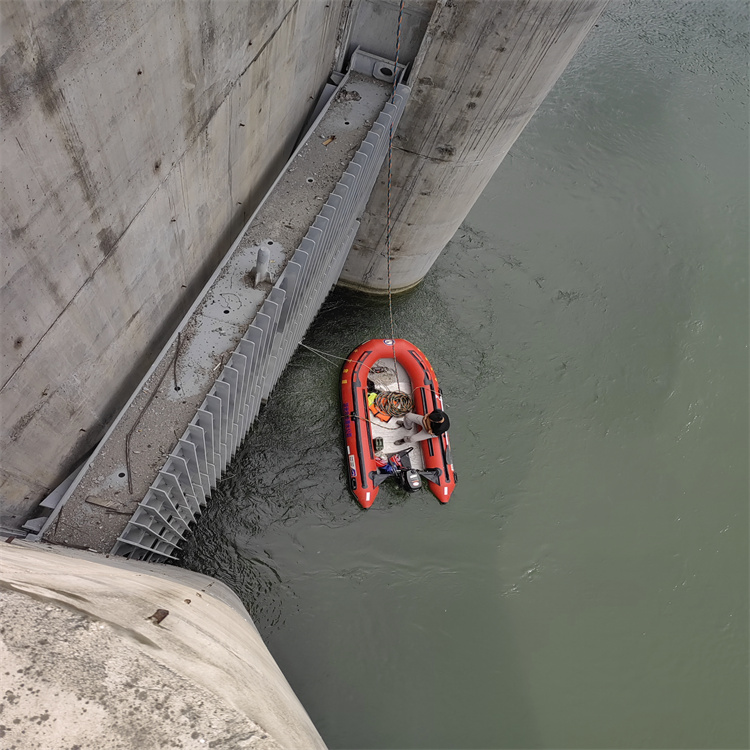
[427,409,450,435]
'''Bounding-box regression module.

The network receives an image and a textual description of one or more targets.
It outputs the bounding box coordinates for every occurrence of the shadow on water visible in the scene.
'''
[180,264,545,748]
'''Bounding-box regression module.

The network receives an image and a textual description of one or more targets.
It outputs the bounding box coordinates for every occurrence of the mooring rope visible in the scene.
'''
[299,342,357,366]
[391,0,403,106]
[385,0,405,386]
[314,5,408,397]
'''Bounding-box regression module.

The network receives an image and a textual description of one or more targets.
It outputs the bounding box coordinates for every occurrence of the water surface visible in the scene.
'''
[181,2,749,747]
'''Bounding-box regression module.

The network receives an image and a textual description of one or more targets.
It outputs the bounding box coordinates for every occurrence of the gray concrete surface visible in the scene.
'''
[338,0,608,293]
[1,0,346,524]
[0,540,327,750]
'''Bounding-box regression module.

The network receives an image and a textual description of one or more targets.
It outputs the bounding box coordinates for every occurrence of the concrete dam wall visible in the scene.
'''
[1,0,346,525]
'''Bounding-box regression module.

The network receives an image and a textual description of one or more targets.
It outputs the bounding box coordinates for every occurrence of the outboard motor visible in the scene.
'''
[389,446,422,492]
[401,468,422,492]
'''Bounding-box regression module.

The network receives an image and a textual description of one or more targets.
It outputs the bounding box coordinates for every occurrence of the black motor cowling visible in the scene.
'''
[401,468,422,492]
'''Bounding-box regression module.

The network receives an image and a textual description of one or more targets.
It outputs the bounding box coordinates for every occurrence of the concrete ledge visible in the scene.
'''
[0,540,326,750]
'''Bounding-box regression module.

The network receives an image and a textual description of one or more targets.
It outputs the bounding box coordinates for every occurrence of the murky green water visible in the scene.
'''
[181,1,748,747]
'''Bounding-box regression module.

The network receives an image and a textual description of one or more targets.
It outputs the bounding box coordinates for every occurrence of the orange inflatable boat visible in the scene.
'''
[340,338,457,508]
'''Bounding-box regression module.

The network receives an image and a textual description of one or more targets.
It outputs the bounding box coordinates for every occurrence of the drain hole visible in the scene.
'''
[223,309,230,314]
[268,240,274,245]
[174,386,181,391]
[380,66,393,77]
[306,177,314,183]
[344,120,350,125]
[118,472,126,478]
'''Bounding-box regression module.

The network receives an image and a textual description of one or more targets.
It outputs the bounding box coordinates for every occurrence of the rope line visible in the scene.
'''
[391,0,403,104]
[316,6,409,416]
[299,342,361,366]
[374,390,413,417]
[343,413,402,431]
[385,0,405,386]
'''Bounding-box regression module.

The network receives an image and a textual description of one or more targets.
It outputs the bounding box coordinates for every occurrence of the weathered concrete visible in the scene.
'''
[0,540,327,749]
[338,0,608,293]
[0,0,346,525]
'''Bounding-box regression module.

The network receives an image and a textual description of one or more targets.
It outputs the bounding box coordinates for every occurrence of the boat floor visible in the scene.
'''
[367,358,425,472]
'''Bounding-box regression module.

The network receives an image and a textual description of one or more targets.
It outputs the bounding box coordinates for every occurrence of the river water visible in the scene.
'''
[180,2,749,747]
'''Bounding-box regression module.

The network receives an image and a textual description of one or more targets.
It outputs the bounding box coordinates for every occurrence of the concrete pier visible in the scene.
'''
[338,0,608,293]
[0,540,326,749]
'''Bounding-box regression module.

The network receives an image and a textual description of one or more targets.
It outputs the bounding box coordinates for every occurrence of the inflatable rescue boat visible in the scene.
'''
[340,338,457,508]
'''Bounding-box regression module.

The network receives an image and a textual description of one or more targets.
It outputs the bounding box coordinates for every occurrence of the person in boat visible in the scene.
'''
[394,409,450,445]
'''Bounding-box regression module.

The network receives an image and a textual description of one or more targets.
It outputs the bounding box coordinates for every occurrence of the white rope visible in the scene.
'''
[385,0,405,387]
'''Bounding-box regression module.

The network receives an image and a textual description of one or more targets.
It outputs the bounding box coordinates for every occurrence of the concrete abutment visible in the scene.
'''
[340,0,608,293]
[0,540,327,749]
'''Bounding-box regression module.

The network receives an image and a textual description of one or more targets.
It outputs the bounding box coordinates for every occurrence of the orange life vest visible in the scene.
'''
[367,392,392,423]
